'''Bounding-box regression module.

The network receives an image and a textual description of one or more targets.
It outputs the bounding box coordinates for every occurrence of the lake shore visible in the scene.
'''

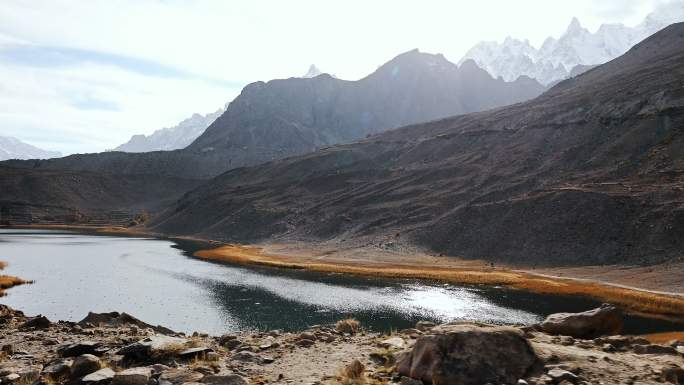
[4,224,684,322]
[1,304,683,385]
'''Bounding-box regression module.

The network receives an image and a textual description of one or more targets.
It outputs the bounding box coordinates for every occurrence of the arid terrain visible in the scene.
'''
[1,303,683,385]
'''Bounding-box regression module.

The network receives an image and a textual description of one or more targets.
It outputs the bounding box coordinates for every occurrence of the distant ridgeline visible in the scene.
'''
[1,49,546,180]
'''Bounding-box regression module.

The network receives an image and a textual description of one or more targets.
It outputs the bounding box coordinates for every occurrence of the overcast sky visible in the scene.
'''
[0,0,672,155]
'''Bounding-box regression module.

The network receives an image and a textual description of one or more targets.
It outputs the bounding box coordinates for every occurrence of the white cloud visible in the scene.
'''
[0,0,668,154]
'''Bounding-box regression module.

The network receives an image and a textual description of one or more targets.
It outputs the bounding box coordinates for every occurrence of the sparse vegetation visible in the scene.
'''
[0,259,29,297]
[641,331,684,344]
[336,318,360,335]
[195,245,684,320]
[128,211,150,227]
[332,360,366,385]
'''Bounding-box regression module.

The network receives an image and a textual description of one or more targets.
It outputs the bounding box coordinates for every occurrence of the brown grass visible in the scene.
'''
[641,331,684,344]
[336,318,361,335]
[332,360,366,385]
[0,270,29,297]
[195,245,684,321]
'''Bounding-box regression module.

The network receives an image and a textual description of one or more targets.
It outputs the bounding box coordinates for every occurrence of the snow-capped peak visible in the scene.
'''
[302,64,323,78]
[459,2,684,85]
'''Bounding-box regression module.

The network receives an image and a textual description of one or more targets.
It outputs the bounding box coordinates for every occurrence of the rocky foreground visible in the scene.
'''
[0,304,683,385]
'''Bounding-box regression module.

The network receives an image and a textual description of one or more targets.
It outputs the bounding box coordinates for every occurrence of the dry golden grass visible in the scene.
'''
[336,318,361,335]
[0,273,28,297]
[641,331,684,344]
[331,360,366,385]
[0,261,6,270]
[195,245,684,321]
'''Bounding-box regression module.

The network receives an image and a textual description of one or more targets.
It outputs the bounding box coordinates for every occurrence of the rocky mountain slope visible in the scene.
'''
[112,107,226,153]
[0,166,201,225]
[461,2,684,84]
[151,23,684,267]
[1,50,546,179]
[0,136,61,161]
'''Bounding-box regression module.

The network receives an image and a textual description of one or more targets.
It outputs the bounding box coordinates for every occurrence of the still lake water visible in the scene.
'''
[0,229,681,335]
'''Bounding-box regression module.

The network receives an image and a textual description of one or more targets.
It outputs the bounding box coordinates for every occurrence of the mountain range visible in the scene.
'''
[150,22,684,266]
[461,1,684,84]
[112,107,226,153]
[3,50,546,179]
[0,136,61,161]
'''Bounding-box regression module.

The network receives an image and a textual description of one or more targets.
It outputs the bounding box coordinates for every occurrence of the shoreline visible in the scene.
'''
[4,224,684,322]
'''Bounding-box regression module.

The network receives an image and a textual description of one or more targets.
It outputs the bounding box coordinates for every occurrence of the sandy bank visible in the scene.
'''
[194,243,684,321]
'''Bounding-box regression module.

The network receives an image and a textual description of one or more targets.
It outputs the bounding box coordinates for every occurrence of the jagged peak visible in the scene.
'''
[565,17,584,35]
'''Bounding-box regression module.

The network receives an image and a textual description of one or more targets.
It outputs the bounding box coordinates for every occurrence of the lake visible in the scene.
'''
[0,228,681,335]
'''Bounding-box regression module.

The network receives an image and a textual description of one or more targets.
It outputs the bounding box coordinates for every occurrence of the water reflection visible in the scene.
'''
[0,229,681,335]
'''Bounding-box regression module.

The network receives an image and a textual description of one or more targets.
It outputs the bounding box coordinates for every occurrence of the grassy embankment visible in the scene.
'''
[195,244,684,321]
[0,260,28,297]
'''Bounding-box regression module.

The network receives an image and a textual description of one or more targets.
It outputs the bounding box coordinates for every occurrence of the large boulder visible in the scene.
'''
[540,304,623,338]
[118,335,188,361]
[396,323,537,385]
[70,355,102,378]
[79,312,175,334]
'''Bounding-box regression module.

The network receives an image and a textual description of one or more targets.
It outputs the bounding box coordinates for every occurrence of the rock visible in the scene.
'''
[517,380,529,385]
[379,337,406,349]
[1,344,13,355]
[71,355,103,378]
[19,316,51,330]
[2,373,20,383]
[295,339,315,347]
[676,345,684,354]
[42,360,72,379]
[399,377,422,385]
[547,368,577,383]
[540,304,623,338]
[81,368,116,385]
[396,323,537,385]
[177,347,212,359]
[112,368,152,385]
[201,375,248,385]
[229,351,262,363]
[661,365,684,384]
[297,332,316,341]
[633,344,679,355]
[59,341,103,357]
[118,336,188,360]
[150,365,170,375]
[415,321,436,332]
[222,340,241,350]
[79,312,175,335]
[158,369,203,385]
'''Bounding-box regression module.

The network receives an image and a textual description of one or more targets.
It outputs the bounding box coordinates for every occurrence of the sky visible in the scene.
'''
[0,0,672,155]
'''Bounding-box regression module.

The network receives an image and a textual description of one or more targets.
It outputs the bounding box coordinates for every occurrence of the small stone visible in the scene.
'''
[229,351,262,363]
[158,369,203,385]
[1,344,13,354]
[547,368,577,383]
[71,354,103,378]
[297,332,316,341]
[43,360,72,379]
[633,344,679,355]
[415,321,436,331]
[2,373,21,383]
[59,341,103,357]
[113,368,152,385]
[295,339,315,347]
[262,356,275,364]
[379,337,406,349]
[399,377,423,385]
[517,380,529,385]
[81,368,116,385]
[201,374,248,385]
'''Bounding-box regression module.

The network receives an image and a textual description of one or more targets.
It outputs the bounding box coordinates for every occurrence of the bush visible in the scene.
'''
[335,318,360,335]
